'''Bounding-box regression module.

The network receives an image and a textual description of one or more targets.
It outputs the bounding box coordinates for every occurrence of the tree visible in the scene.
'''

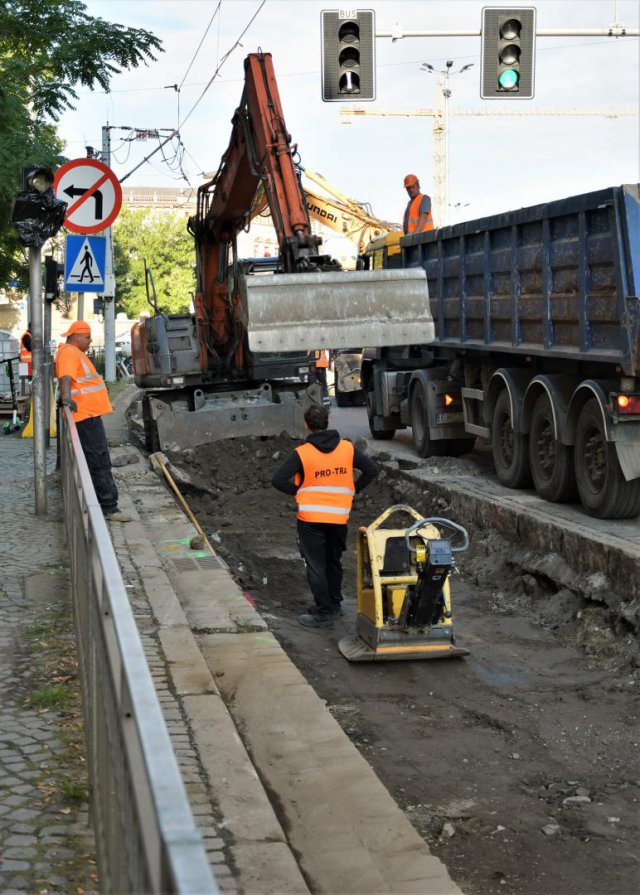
[113,208,195,318]
[0,0,162,287]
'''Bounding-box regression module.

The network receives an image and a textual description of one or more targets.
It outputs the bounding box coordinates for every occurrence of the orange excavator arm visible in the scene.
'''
[188,52,331,373]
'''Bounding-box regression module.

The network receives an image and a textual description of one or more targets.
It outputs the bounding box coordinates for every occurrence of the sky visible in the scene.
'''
[57,0,640,228]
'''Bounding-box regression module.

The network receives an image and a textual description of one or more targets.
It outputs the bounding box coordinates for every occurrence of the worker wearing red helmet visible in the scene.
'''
[403,174,435,234]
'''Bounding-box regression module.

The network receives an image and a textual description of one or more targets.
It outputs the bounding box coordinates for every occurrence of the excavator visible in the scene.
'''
[131,52,432,451]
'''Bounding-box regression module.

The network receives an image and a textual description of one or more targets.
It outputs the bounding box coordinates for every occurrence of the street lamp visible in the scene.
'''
[421,61,474,226]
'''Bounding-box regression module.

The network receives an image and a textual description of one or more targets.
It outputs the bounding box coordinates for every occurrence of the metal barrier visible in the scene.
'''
[60,407,217,894]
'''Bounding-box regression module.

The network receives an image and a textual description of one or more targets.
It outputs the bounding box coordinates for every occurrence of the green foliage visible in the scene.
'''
[0,0,163,286]
[113,208,195,317]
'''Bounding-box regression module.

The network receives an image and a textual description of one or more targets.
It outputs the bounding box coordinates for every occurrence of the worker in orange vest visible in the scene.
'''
[55,320,131,522]
[271,404,378,627]
[402,174,435,234]
[19,323,32,377]
[309,349,330,399]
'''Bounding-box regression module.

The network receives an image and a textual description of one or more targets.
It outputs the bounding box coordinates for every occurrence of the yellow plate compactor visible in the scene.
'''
[338,505,470,662]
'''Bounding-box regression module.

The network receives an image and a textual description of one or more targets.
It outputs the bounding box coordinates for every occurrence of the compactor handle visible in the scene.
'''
[404,517,469,554]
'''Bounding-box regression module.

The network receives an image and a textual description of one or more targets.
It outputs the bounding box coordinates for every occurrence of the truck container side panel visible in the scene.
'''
[623,188,640,374]
[405,185,638,377]
[542,217,552,350]
[577,212,591,353]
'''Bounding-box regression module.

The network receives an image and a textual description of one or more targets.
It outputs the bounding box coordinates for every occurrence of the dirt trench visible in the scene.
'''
[168,434,640,895]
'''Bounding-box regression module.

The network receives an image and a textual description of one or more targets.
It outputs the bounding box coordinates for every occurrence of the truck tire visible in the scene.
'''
[142,393,160,454]
[366,385,395,440]
[491,389,532,489]
[529,394,578,502]
[574,398,640,518]
[448,437,476,458]
[335,378,349,408]
[410,380,448,457]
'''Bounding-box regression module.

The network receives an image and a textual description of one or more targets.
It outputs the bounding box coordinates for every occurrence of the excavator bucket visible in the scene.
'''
[242,268,435,352]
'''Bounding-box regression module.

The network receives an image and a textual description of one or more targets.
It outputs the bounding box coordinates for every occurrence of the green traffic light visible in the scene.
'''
[498,69,519,90]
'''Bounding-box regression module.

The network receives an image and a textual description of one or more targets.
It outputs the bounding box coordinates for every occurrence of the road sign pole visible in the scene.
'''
[102,125,116,383]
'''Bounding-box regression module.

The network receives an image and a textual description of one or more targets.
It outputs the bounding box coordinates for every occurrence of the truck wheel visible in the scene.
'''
[574,398,640,518]
[491,389,532,488]
[335,378,349,408]
[529,394,578,502]
[410,381,447,457]
[142,394,160,454]
[366,386,395,440]
[447,437,476,458]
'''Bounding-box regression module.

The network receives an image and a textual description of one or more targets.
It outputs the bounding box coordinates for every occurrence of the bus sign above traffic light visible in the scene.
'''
[481,7,536,99]
[321,9,376,102]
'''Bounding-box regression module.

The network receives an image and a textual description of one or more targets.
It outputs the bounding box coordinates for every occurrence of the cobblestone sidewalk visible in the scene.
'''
[0,437,96,895]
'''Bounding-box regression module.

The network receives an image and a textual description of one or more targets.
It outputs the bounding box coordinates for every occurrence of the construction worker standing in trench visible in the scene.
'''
[55,320,131,522]
[271,404,378,628]
[403,174,435,234]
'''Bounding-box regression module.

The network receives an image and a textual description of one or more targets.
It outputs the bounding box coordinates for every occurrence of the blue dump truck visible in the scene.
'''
[362,185,640,519]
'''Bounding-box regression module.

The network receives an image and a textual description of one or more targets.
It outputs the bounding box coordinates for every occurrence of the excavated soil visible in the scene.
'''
[167,434,640,895]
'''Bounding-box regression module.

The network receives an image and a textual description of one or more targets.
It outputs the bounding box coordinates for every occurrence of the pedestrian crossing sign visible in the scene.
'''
[64,234,106,293]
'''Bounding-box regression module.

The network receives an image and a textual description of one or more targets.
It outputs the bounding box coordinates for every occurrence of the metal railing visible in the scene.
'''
[60,407,217,894]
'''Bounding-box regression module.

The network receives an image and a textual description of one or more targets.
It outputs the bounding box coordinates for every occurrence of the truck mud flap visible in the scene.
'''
[242,268,435,352]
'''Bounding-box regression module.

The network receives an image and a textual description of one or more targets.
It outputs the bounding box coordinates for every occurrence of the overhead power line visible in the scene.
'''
[179,1,221,91]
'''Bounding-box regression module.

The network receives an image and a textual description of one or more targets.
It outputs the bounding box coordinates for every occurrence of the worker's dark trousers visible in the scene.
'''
[297,520,347,614]
[76,416,119,514]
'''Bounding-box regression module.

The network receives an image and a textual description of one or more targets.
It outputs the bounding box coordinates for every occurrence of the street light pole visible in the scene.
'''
[421,61,474,226]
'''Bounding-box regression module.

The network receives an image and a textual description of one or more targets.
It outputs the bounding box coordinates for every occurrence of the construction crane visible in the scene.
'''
[341,99,639,226]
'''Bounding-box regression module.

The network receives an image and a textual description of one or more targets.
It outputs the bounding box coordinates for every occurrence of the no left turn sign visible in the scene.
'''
[54,158,123,234]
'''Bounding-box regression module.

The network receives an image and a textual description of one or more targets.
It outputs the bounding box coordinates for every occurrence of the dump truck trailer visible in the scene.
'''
[361,184,640,519]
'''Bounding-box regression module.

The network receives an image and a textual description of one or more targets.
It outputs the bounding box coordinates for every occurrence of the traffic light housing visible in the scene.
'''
[44,255,64,303]
[481,7,536,99]
[321,9,376,102]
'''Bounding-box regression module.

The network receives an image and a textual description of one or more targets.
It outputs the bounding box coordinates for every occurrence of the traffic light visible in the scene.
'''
[44,255,64,303]
[321,9,376,102]
[22,165,55,192]
[481,7,536,99]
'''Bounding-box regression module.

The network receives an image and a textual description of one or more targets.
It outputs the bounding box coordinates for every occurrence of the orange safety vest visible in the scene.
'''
[55,342,113,423]
[294,440,355,524]
[312,350,329,368]
[405,194,435,234]
[19,331,32,374]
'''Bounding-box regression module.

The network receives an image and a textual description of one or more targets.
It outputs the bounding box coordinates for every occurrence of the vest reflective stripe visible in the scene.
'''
[406,194,434,233]
[295,440,355,524]
[55,343,113,422]
[296,504,350,517]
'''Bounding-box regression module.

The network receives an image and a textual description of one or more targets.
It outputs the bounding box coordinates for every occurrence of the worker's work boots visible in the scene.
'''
[104,510,133,523]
